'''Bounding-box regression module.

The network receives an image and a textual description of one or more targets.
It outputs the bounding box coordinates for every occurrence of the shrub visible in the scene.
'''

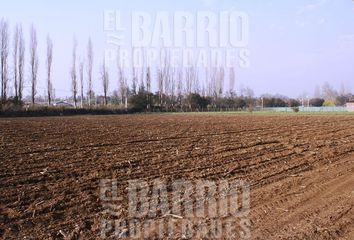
[263,97,287,107]
[289,99,300,107]
[234,98,247,109]
[292,107,300,112]
[186,93,211,111]
[128,91,153,111]
[0,98,23,112]
[0,105,134,117]
[322,100,335,107]
[309,98,325,107]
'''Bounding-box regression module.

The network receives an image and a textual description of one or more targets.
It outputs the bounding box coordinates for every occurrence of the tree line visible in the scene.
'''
[1,19,353,113]
[1,20,42,105]
[0,19,97,108]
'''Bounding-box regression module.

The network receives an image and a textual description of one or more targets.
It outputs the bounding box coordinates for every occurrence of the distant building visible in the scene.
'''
[346,102,354,112]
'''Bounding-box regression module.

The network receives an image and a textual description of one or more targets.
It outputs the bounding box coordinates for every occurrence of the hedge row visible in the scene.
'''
[0,107,140,117]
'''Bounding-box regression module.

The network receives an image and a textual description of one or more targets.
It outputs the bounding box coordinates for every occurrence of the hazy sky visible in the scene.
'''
[1,0,354,98]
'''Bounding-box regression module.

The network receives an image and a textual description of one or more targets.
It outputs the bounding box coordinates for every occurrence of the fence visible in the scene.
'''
[151,106,350,113]
[261,106,348,112]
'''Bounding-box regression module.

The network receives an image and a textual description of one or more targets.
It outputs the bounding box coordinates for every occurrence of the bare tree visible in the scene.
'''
[131,48,138,95]
[13,24,19,100]
[132,67,137,95]
[163,65,171,102]
[146,66,151,109]
[170,68,176,105]
[87,38,93,106]
[79,59,84,108]
[71,36,78,108]
[101,58,109,105]
[163,51,172,107]
[339,83,348,96]
[185,66,197,94]
[176,68,183,108]
[146,66,151,93]
[240,86,254,98]
[0,19,9,101]
[138,68,145,92]
[229,66,236,95]
[139,50,146,92]
[46,35,53,105]
[157,49,172,108]
[18,25,25,102]
[117,48,127,106]
[29,25,38,105]
[157,68,163,106]
[217,67,224,96]
[322,82,338,102]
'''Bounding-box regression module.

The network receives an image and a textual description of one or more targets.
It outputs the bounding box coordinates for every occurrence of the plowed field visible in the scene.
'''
[1,114,353,239]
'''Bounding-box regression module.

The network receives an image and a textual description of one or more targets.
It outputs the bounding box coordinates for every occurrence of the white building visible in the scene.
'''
[346,102,354,112]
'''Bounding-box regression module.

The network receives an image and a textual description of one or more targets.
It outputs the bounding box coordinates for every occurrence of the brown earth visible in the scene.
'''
[0,114,353,239]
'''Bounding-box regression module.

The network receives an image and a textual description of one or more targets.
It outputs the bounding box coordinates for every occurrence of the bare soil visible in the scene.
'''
[0,114,353,239]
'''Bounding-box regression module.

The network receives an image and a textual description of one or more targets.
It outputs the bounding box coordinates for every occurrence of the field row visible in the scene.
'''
[1,114,354,239]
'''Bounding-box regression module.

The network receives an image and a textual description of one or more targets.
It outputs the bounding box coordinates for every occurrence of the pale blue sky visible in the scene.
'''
[1,0,354,97]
